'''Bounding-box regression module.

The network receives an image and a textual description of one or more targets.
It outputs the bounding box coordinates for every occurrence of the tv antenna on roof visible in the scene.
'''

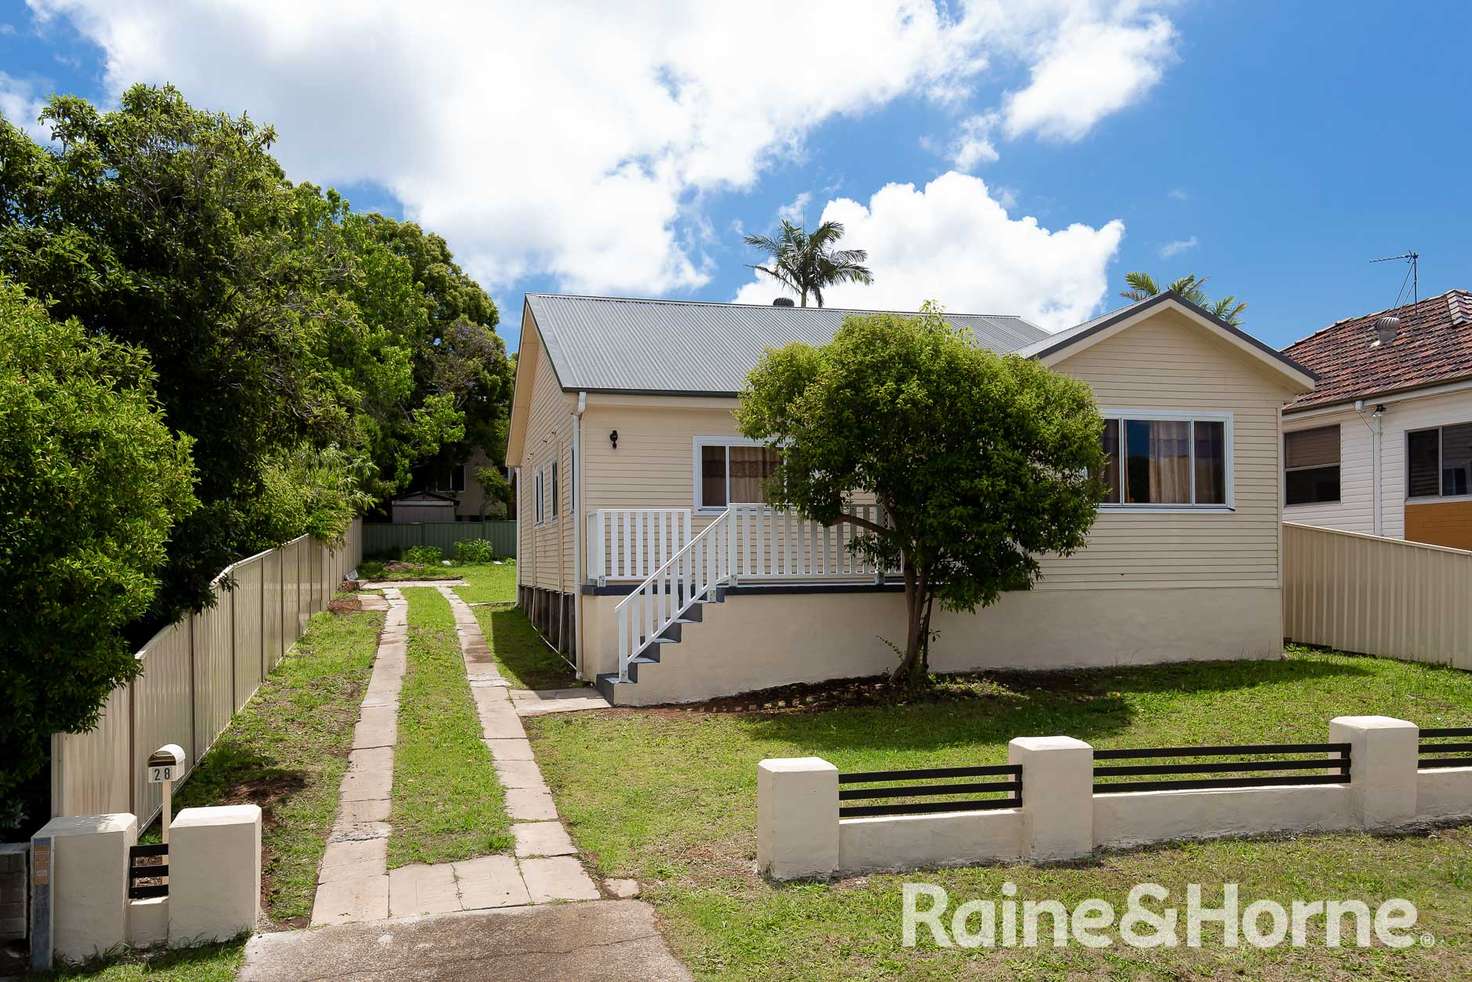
[1371,251,1419,306]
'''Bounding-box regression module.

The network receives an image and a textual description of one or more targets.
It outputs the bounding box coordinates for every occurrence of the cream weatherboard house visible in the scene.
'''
[505,291,1315,705]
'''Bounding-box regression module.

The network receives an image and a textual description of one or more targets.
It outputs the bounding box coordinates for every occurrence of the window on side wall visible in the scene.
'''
[450,465,466,493]
[1408,422,1472,499]
[550,460,559,520]
[533,469,544,524]
[695,439,781,510]
[1284,424,1341,505]
[1094,414,1230,508]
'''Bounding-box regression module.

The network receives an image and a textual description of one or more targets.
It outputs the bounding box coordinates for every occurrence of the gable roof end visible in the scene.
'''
[1023,291,1317,390]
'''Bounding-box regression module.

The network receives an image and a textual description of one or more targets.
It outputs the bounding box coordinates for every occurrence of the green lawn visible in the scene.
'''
[388,587,512,867]
[40,941,245,981]
[147,607,382,925]
[453,560,519,604]
[526,647,1472,980]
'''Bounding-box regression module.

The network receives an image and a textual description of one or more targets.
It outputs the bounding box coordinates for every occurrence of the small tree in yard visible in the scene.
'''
[736,308,1105,687]
[0,279,197,810]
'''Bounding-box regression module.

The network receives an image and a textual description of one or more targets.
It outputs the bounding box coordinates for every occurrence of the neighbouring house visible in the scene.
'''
[389,448,509,522]
[1281,290,1472,550]
[504,291,1315,705]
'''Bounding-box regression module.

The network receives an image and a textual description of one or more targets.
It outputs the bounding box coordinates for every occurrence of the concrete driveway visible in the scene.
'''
[241,899,689,981]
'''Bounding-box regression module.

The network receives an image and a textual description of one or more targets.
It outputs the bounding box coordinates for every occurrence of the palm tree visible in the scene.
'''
[1121,271,1247,326]
[743,219,873,307]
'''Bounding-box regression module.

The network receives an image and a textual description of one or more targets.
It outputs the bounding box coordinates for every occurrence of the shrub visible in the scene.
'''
[454,539,495,563]
[403,545,443,565]
[0,279,197,804]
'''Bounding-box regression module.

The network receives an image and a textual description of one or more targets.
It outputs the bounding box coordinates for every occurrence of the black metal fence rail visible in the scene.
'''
[1093,742,1351,794]
[1419,727,1472,769]
[127,843,169,900]
[838,764,1022,817]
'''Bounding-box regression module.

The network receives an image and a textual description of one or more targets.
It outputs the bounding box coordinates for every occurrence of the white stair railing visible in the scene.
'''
[613,509,731,682]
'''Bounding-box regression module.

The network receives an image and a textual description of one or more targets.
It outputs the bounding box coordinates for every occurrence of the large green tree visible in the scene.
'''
[0,86,511,632]
[743,219,873,307]
[737,308,1105,685]
[0,278,197,805]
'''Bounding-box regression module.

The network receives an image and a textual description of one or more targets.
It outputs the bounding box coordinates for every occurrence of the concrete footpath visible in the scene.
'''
[241,899,691,981]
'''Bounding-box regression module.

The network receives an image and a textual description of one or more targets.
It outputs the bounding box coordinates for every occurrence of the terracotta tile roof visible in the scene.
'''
[1283,289,1472,411]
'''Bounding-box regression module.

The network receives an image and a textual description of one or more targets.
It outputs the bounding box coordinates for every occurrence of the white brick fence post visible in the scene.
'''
[1009,736,1094,861]
[1329,715,1418,828]
[757,757,838,880]
[168,805,262,944]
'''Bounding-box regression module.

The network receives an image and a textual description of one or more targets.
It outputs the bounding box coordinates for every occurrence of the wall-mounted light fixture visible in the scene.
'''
[609,429,619,450]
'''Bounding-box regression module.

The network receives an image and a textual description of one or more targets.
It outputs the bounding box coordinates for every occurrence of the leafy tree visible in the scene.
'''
[743,219,873,307]
[0,86,512,635]
[0,278,197,803]
[736,308,1104,686]
[1121,271,1246,326]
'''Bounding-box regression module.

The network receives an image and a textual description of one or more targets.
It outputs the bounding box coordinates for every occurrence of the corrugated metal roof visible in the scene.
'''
[525,294,1050,395]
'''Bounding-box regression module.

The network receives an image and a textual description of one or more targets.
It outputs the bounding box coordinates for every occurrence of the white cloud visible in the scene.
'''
[30,0,1001,296]
[0,72,52,142]
[26,0,1183,301]
[1159,235,1198,258]
[733,171,1123,331]
[949,112,999,171]
[1168,187,1189,201]
[1002,11,1175,142]
[776,192,812,225]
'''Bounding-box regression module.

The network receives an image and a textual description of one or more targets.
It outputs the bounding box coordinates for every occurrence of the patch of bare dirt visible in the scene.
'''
[327,597,361,614]
[211,772,310,928]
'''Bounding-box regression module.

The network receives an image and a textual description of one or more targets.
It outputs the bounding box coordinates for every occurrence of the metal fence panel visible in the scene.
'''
[231,555,265,712]
[1283,522,1472,669]
[50,519,362,826]
[130,622,194,822]
[363,521,517,558]
[264,549,285,670]
[50,686,130,818]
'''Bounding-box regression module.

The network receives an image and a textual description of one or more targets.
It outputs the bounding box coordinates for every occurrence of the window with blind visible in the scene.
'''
[1095,414,1230,507]
[1408,423,1472,499]
[1284,425,1341,505]
[696,440,781,509]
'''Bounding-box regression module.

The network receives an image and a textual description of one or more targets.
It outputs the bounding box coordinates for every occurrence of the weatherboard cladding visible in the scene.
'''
[525,294,1049,395]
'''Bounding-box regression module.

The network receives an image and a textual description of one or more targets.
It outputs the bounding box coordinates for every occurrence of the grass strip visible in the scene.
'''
[388,587,512,867]
[39,940,245,981]
[154,607,381,925]
[527,646,1472,980]
[468,604,580,691]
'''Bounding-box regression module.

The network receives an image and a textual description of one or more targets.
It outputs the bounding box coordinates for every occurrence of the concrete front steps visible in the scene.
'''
[594,586,726,706]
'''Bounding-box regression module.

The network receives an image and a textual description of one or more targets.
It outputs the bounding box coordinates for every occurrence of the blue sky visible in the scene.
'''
[2,2,1469,353]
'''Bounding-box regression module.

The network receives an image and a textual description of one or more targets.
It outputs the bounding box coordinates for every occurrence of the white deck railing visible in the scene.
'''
[588,508,692,584]
[589,505,894,584]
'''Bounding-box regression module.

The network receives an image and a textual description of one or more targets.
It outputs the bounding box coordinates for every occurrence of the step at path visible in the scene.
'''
[310,586,599,926]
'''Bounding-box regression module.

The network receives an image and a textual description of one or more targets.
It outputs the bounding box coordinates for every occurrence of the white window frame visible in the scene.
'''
[1098,409,1235,512]
[692,435,779,513]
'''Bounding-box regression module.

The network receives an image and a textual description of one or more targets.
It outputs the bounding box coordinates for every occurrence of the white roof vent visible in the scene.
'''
[1372,315,1400,346]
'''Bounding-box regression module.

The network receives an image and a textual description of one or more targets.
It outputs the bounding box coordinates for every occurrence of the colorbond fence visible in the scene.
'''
[1283,521,1472,669]
[49,521,363,826]
[362,520,516,558]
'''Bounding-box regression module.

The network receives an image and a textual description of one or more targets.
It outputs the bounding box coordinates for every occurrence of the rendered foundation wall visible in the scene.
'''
[582,585,1282,703]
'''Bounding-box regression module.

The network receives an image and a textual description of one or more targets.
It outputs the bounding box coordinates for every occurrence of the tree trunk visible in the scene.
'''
[891,561,929,687]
